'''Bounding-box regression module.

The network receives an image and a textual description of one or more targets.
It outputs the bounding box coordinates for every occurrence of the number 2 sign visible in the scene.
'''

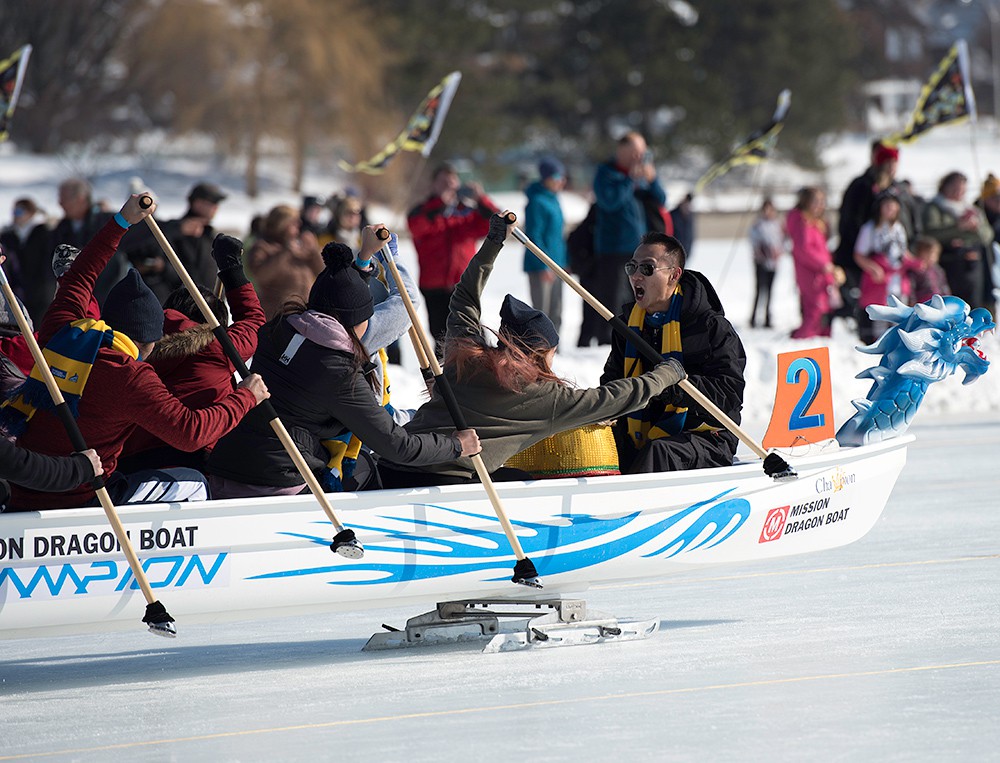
[762,347,835,450]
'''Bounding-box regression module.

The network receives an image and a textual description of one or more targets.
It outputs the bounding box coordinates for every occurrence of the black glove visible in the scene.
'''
[486,213,508,245]
[212,233,248,289]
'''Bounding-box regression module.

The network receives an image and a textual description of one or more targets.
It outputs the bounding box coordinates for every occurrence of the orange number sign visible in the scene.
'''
[762,347,835,450]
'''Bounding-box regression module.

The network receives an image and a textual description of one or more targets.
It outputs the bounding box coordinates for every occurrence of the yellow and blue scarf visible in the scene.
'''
[624,287,689,449]
[319,347,393,491]
[0,319,138,436]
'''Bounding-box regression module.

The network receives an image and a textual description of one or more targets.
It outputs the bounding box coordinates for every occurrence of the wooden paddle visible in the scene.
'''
[375,228,542,587]
[137,195,364,558]
[0,260,177,636]
[509,219,797,482]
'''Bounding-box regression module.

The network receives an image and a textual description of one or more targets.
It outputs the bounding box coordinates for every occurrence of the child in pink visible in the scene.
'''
[854,193,919,343]
[786,187,835,339]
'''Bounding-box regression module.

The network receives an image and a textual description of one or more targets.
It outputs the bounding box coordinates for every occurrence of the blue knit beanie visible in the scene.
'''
[538,157,565,181]
[102,269,164,344]
[499,294,559,350]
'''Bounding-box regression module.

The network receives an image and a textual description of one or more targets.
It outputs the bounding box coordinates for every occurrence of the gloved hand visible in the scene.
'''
[212,233,249,289]
[654,357,687,386]
[212,233,244,271]
[487,213,509,245]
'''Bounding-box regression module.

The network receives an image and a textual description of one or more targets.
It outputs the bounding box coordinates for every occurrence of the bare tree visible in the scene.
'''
[0,0,138,152]
[122,0,389,195]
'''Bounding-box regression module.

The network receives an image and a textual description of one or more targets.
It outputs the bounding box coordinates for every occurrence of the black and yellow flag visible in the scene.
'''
[694,89,791,193]
[0,44,32,143]
[888,40,976,145]
[339,71,462,174]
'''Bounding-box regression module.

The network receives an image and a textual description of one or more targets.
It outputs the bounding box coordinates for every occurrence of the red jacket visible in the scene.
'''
[121,281,265,457]
[12,220,257,510]
[407,195,498,290]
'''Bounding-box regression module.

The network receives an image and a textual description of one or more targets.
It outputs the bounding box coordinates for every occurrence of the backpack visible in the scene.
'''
[567,203,597,274]
[635,188,674,236]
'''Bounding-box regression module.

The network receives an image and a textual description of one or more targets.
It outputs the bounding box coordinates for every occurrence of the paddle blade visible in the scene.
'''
[512,557,543,588]
[143,600,177,638]
[330,528,365,559]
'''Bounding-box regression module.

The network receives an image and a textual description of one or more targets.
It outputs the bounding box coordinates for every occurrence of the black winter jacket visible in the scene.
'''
[207,311,461,487]
[600,269,746,455]
[1,438,92,499]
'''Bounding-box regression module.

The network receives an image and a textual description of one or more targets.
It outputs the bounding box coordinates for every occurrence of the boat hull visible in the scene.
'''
[0,437,910,639]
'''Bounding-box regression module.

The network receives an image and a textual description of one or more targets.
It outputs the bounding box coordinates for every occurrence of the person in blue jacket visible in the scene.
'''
[587,131,666,346]
[522,157,567,336]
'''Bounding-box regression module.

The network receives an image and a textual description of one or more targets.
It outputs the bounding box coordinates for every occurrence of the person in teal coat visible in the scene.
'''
[523,157,567,335]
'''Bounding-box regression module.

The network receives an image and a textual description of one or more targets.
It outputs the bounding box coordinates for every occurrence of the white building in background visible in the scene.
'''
[861,78,924,134]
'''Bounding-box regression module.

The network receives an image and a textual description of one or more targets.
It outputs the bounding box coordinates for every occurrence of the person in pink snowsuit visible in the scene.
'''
[786,186,836,339]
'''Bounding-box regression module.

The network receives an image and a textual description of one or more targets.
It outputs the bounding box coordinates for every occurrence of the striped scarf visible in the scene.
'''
[319,347,393,492]
[0,319,139,436]
[624,288,687,449]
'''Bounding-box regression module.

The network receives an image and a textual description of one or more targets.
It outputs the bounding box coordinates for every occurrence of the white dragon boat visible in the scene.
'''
[0,435,908,643]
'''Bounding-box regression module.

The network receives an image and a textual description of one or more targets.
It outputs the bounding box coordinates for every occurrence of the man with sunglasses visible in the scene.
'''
[600,232,746,473]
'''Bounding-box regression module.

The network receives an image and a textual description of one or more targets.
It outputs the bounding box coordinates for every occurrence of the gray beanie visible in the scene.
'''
[0,291,32,332]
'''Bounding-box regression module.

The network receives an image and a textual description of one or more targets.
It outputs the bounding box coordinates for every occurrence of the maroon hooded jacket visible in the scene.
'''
[11,220,257,510]
[120,281,264,459]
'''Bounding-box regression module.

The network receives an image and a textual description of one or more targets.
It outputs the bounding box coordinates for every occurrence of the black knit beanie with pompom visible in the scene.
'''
[308,242,374,327]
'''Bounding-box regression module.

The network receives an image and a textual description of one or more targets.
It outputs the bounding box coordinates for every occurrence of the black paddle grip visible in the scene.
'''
[53,402,105,490]
[211,324,280,424]
[503,211,517,224]
[138,194,153,209]
[608,315,665,368]
[376,228,390,241]
[434,372,469,431]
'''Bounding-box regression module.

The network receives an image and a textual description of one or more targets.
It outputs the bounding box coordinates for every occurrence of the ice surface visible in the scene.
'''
[0,419,997,761]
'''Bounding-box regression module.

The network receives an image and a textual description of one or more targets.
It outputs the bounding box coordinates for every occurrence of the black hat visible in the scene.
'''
[308,243,374,326]
[499,294,558,350]
[188,182,227,204]
[102,269,164,344]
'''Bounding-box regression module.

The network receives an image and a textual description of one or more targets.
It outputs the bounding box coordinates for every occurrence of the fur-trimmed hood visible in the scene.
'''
[147,308,214,372]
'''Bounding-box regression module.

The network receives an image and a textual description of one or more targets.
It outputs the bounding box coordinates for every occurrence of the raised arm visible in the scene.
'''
[39,194,156,345]
[446,213,511,341]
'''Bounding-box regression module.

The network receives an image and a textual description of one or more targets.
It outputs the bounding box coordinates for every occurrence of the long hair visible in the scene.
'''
[277,297,372,382]
[444,330,565,394]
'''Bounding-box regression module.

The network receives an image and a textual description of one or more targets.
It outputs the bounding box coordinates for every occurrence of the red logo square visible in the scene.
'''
[759,506,789,543]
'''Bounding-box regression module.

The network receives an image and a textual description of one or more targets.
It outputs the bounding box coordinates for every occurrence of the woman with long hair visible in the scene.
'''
[207,239,480,498]
[377,212,687,489]
[786,186,836,339]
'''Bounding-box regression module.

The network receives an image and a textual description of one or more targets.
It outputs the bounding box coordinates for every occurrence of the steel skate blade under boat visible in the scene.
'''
[483,613,659,653]
[363,598,658,653]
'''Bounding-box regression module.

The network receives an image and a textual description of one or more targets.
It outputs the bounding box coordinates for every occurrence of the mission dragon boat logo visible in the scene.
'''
[759,468,856,544]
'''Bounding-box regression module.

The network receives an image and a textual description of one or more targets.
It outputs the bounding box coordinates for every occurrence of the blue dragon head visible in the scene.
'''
[836,295,994,446]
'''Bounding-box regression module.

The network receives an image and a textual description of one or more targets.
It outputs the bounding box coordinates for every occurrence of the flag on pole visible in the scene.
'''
[0,44,32,143]
[338,71,462,174]
[694,89,791,193]
[887,40,976,145]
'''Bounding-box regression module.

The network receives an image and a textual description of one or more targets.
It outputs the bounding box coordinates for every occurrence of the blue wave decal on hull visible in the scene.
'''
[250,489,749,586]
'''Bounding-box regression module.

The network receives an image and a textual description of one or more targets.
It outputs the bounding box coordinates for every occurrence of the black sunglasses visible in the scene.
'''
[624,261,674,277]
